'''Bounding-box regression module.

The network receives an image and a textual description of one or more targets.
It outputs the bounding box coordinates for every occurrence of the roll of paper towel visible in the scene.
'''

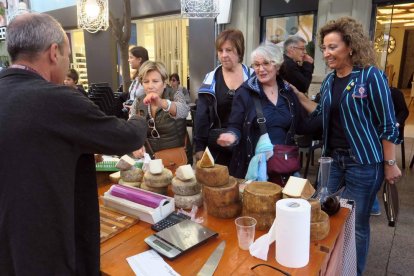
[275,198,311,268]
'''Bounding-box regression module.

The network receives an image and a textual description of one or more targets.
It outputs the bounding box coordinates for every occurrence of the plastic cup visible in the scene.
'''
[235,216,257,250]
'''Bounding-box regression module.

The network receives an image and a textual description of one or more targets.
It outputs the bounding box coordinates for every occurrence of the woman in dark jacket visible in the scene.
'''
[218,43,320,183]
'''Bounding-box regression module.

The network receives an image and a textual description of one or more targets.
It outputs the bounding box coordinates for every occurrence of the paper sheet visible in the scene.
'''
[126,250,180,276]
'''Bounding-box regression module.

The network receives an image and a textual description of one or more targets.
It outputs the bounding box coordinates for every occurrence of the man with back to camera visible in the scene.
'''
[0,13,147,275]
[279,35,314,93]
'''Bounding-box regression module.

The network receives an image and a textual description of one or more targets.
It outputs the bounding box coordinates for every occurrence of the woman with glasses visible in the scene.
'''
[131,61,192,163]
[194,29,254,166]
[217,42,318,182]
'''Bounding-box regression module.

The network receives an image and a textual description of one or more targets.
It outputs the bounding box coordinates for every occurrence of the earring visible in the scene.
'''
[350,51,353,56]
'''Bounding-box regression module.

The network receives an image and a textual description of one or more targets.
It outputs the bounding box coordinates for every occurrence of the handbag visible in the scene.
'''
[267,144,301,175]
[382,180,399,227]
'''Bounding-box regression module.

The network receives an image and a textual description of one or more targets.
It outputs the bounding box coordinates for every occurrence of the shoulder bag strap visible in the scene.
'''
[252,95,267,135]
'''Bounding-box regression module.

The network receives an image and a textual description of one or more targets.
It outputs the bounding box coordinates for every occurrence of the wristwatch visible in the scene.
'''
[384,159,396,166]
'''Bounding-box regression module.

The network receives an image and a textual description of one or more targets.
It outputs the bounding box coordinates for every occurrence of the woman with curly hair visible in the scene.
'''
[293,17,401,275]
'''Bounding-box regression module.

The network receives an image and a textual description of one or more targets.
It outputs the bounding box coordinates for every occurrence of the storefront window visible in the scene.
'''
[67,29,89,90]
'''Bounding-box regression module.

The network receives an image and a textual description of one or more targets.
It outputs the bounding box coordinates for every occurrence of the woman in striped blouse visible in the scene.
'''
[293,17,401,276]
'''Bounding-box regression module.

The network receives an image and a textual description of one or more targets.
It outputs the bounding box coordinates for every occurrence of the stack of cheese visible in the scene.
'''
[171,164,202,209]
[141,159,173,195]
[242,182,283,230]
[282,176,329,241]
[196,148,241,218]
[115,155,143,187]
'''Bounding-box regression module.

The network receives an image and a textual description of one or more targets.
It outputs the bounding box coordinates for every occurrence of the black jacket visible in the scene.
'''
[279,54,314,93]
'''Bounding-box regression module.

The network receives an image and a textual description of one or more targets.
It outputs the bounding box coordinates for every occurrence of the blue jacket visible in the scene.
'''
[315,66,400,164]
[227,75,322,178]
[194,64,254,152]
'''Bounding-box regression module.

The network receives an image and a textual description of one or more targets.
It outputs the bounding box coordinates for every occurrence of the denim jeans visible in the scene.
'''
[327,150,383,276]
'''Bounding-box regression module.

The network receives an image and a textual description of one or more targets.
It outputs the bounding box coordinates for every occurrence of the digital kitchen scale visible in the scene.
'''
[145,220,218,259]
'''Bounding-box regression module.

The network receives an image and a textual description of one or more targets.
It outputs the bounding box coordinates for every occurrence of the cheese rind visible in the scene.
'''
[171,177,200,196]
[115,155,136,170]
[149,159,164,175]
[282,176,315,199]
[310,210,330,241]
[174,193,203,209]
[118,179,141,188]
[243,182,282,213]
[204,201,242,219]
[120,168,143,182]
[199,147,215,168]
[242,209,275,231]
[203,176,239,207]
[175,164,195,181]
[308,198,322,222]
[140,181,168,195]
[109,171,121,183]
[143,168,173,188]
[195,161,229,187]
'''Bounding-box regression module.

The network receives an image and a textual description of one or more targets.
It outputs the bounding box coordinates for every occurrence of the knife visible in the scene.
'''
[197,240,226,276]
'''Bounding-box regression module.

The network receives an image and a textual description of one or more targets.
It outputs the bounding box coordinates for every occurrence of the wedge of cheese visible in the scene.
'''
[175,164,195,181]
[199,147,215,168]
[109,171,121,183]
[115,155,136,170]
[282,176,315,199]
[149,159,164,175]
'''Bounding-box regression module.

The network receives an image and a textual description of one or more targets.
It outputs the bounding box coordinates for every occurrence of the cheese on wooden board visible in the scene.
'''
[140,181,168,195]
[115,155,136,170]
[204,201,242,219]
[175,164,195,181]
[118,179,141,188]
[171,177,200,196]
[195,161,229,187]
[243,182,282,213]
[203,176,239,207]
[282,176,315,199]
[143,168,173,188]
[120,168,143,182]
[310,210,330,241]
[242,209,275,231]
[109,171,121,183]
[199,147,215,168]
[308,198,321,222]
[174,193,203,209]
[149,159,164,174]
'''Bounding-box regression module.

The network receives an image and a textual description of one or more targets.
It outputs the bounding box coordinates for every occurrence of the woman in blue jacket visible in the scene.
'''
[293,17,401,276]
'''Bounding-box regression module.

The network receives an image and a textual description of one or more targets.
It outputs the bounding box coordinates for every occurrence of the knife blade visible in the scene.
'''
[196,240,226,276]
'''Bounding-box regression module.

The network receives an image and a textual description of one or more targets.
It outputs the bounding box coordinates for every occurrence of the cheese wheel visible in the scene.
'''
[175,164,195,181]
[203,176,239,207]
[204,201,242,219]
[143,168,173,188]
[199,147,215,168]
[140,181,168,195]
[115,155,135,170]
[171,177,201,196]
[243,182,282,213]
[308,198,321,222]
[174,193,203,209]
[242,209,275,231]
[120,168,143,182]
[310,211,330,241]
[195,161,229,187]
[109,171,121,183]
[118,179,141,188]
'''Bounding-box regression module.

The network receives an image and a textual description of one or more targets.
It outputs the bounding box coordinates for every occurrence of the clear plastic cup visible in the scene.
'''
[235,216,257,250]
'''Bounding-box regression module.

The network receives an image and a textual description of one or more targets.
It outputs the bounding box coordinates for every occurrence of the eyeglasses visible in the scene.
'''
[148,118,160,138]
[293,46,306,52]
[251,61,274,70]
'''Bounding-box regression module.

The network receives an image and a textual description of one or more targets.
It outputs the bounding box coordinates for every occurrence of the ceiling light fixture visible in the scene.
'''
[77,0,109,33]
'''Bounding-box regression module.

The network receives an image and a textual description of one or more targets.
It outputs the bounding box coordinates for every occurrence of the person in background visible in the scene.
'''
[169,73,191,104]
[194,29,254,166]
[132,61,192,164]
[64,68,87,96]
[0,13,147,275]
[279,35,314,93]
[293,17,401,275]
[126,46,149,114]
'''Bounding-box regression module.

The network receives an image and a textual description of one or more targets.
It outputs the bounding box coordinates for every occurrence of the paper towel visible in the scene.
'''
[275,198,311,268]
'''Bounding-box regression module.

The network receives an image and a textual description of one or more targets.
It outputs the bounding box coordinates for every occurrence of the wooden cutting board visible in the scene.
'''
[100,206,138,243]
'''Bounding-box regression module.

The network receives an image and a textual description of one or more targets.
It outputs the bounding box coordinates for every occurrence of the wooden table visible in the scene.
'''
[98,173,350,275]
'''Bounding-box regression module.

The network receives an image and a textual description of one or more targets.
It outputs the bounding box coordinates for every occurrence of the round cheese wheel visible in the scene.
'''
[195,161,229,187]
[140,181,168,195]
[203,176,239,207]
[308,198,322,222]
[171,177,201,196]
[120,168,143,182]
[242,209,275,231]
[310,210,330,241]
[174,193,203,209]
[143,168,173,188]
[118,179,141,188]
[109,171,121,183]
[243,182,282,213]
[204,201,242,219]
